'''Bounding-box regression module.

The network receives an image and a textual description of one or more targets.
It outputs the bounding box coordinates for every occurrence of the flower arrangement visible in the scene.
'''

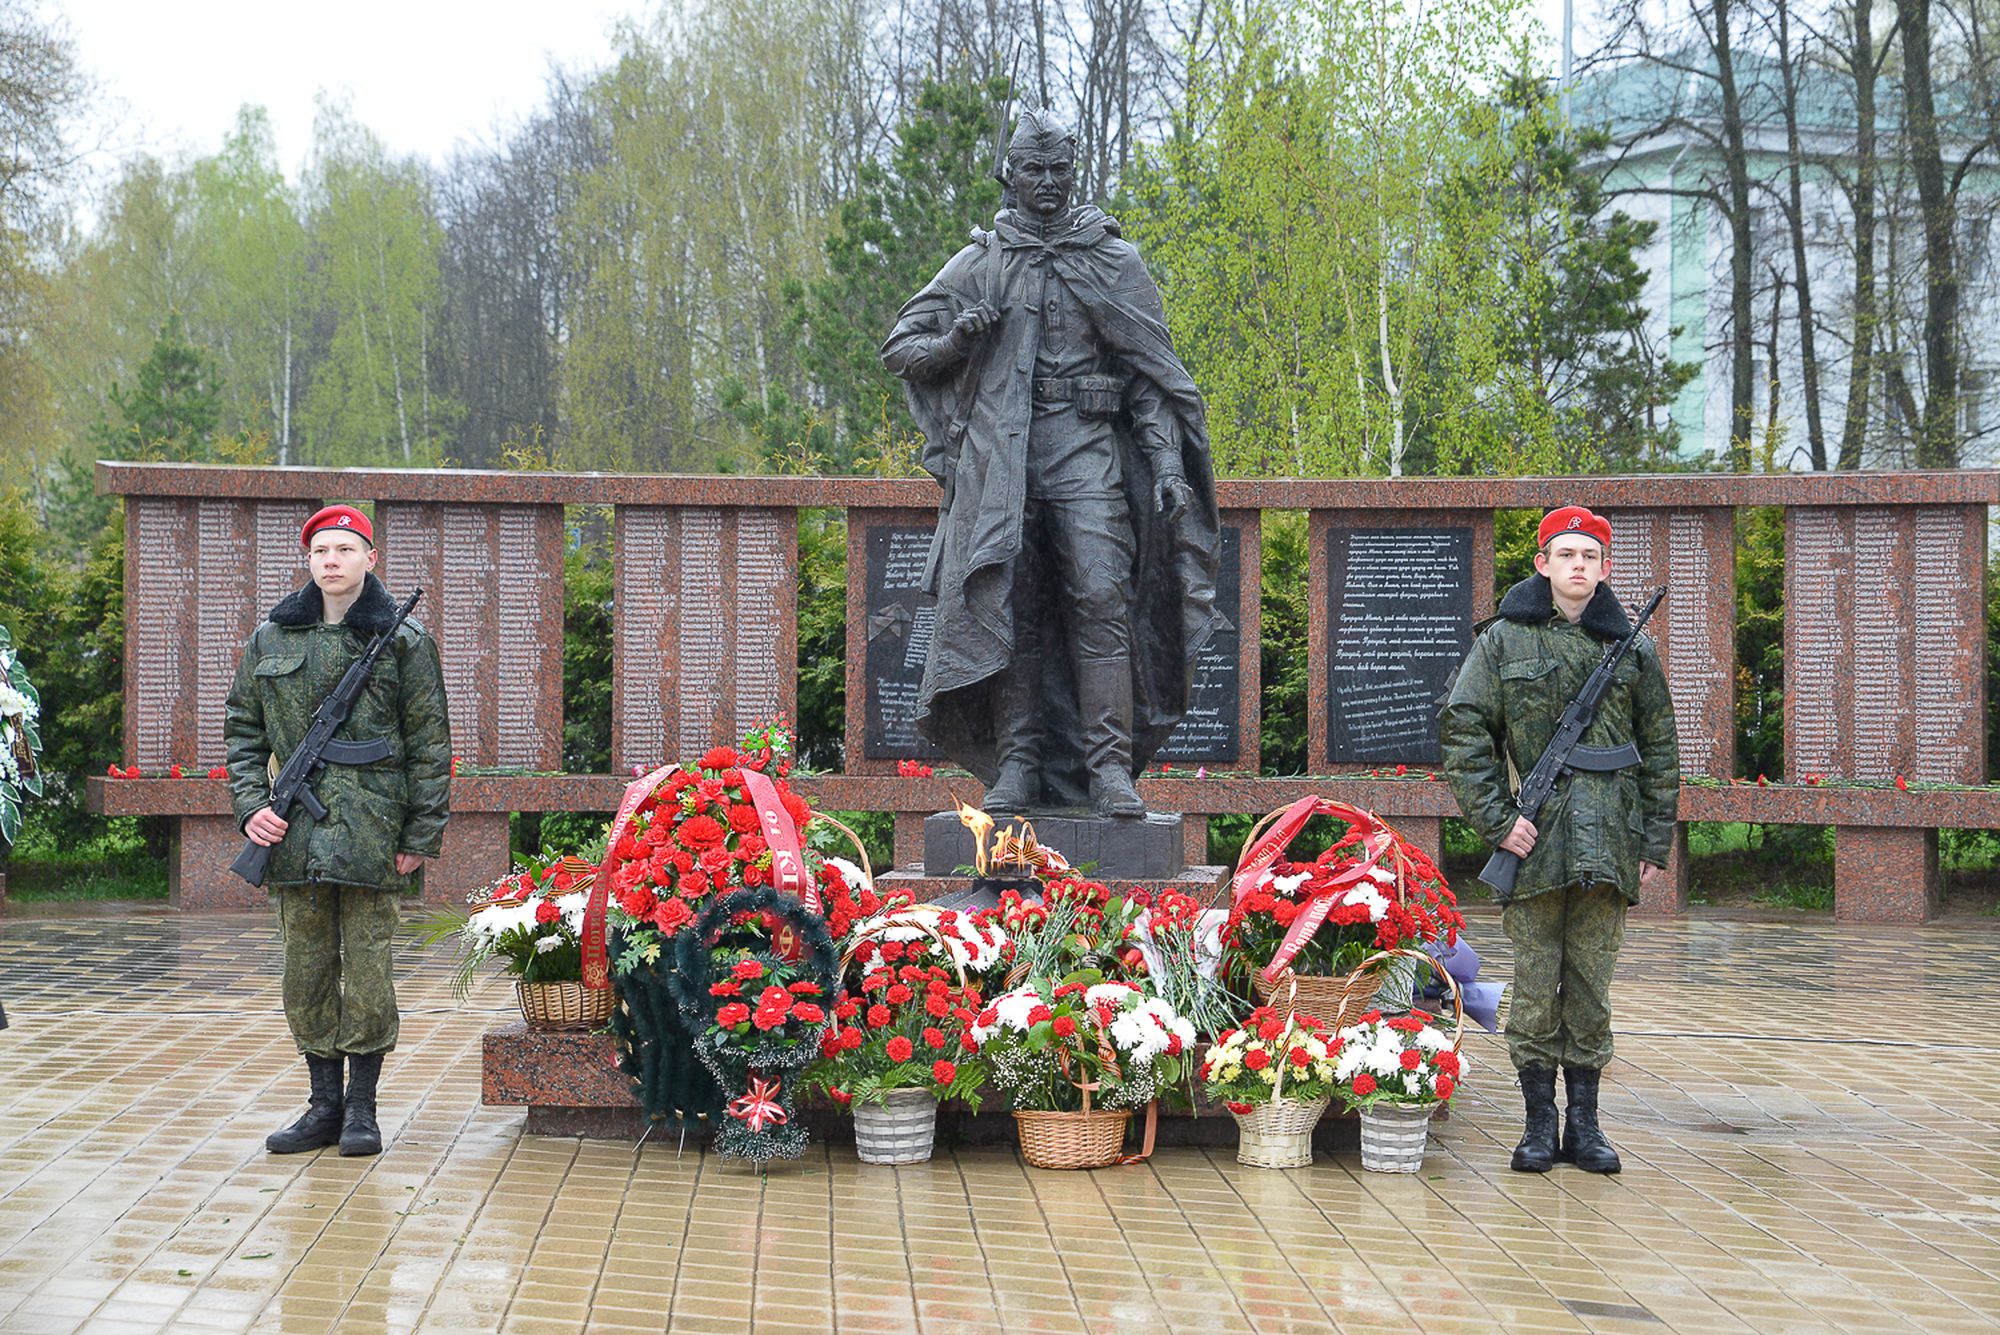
[803,930,989,1111]
[1132,888,1243,1037]
[1332,1007,1465,1110]
[1221,822,1465,986]
[1201,1006,1341,1112]
[600,742,819,973]
[969,979,1194,1112]
[421,853,595,996]
[975,876,1150,990]
[0,626,42,848]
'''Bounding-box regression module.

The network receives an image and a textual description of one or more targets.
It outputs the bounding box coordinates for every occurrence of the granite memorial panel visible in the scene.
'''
[376,501,565,771]
[1312,511,1494,769]
[1785,505,1986,784]
[125,495,316,770]
[1599,507,1736,777]
[845,511,1261,773]
[613,505,798,771]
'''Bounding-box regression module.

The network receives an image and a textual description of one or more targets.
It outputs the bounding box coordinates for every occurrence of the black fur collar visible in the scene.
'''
[269,573,400,634]
[1496,575,1633,640]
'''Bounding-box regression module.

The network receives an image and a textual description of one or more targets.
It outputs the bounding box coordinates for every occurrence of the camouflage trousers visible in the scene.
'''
[1500,881,1626,1071]
[274,884,400,1057]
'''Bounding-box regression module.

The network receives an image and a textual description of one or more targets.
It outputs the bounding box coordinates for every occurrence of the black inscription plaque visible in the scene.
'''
[862,525,946,759]
[1156,524,1241,763]
[1327,526,1474,764]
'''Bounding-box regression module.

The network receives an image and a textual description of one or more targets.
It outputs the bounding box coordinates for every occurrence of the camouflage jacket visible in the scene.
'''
[223,574,452,891]
[1439,576,1680,904]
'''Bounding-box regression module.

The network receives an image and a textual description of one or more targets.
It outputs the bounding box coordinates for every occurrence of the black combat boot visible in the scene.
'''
[339,1052,384,1157]
[1077,655,1145,818]
[1559,1066,1622,1173]
[266,1053,344,1154]
[1510,1065,1560,1173]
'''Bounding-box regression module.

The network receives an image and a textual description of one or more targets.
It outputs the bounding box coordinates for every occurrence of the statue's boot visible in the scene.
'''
[1077,655,1145,818]
[1510,1064,1559,1172]
[984,664,1042,815]
[1559,1066,1622,1173]
[266,1053,344,1154]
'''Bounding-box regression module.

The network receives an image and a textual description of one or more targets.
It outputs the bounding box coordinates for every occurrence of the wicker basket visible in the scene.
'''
[1252,967,1383,1032]
[1014,1108,1133,1170]
[1231,1095,1330,1169]
[516,979,615,1030]
[853,1089,939,1165]
[1358,1101,1437,1172]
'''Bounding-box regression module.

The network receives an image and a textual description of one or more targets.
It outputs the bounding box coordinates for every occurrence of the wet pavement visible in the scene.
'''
[2,909,1999,1333]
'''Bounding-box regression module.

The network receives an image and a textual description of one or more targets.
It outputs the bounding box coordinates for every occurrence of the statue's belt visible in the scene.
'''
[1033,374,1122,403]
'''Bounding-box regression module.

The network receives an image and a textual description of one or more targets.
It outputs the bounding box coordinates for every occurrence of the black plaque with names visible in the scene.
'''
[1327,526,1474,765]
[862,524,946,759]
[1156,524,1241,763]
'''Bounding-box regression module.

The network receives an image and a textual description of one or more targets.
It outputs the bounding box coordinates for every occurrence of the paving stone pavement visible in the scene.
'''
[2,906,1999,1334]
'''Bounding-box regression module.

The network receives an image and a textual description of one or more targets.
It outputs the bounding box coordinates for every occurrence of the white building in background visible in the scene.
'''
[1577,53,2000,469]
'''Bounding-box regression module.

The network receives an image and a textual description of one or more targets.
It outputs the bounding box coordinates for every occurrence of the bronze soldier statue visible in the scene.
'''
[883,108,1224,818]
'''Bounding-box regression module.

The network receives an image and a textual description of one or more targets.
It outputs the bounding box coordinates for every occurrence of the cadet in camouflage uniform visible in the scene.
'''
[1440,506,1678,1174]
[224,505,451,1157]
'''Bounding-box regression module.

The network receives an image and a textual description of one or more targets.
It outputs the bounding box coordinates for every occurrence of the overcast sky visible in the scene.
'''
[63,0,1575,194]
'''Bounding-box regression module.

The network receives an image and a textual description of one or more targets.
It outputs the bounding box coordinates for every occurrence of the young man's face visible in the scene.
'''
[1534,534,1609,603]
[309,530,377,599]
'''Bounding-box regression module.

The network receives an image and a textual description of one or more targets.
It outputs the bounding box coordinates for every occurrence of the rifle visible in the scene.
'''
[230,588,424,887]
[1478,585,1667,896]
[921,42,1024,596]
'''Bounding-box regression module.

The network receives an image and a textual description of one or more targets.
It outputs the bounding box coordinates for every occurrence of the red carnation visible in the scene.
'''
[878,941,904,963]
[709,980,741,997]
[726,803,760,833]
[716,1003,750,1027]
[1244,1050,1271,1072]
[678,815,727,850]
[1353,1073,1377,1096]
[839,1026,865,1051]
[1225,1101,1254,1115]
[1027,1005,1054,1026]
[828,1087,852,1105]
[886,1036,914,1063]
[1435,1051,1461,1077]
[752,1007,789,1031]
[733,959,765,982]
[866,1004,893,1029]
[1257,1018,1283,1042]
[534,901,561,925]
[977,1007,999,1027]
[791,1003,824,1024]
[1166,1034,1183,1057]
[1436,1075,1456,1100]
[1399,1050,1422,1071]
[1289,1047,1310,1067]
[925,994,951,1018]
[758,985,792,1010]
[652,898,693,933]
[1052,1015,1077,1039]
[922,1027,947,1049]
[207,765,227,780]
[701,746,737,771]
[932,1060,956,1084]
[788,980,822,995]
[885,984,913,1006]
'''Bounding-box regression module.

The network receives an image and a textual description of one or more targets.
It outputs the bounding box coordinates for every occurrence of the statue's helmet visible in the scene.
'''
[1006,107,1077,161]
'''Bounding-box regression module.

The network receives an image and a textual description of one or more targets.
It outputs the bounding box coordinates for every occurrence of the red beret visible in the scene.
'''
[1537,505,1610,550]
[302,505,373,547]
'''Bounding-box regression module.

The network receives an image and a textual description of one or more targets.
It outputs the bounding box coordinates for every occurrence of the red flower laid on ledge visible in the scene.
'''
[896,759,934,777]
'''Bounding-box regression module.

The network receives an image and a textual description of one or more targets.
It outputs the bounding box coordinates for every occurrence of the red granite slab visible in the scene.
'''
[1600,507,1736,778]
[611,505,798,770]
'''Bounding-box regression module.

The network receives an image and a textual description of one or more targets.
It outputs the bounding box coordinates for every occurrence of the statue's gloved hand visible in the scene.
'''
[1153,472,1194,520]
[949,302,1002,349]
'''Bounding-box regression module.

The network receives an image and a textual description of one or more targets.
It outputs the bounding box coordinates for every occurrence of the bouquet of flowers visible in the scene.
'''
[974,876,1150,991]
[1202,1006,1341,1112]
[601,742,821,973]
[1221,816,1466,1019]
[421,853,595,996]
[969,979,1194,1112]
[0,625,42,848]
[1332,1007,1465,1110]
[803,929,989,1111]
[1132,888,1243,1038]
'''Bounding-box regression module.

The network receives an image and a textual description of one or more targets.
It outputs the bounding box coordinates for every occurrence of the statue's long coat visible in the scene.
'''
[885,205,1226,795]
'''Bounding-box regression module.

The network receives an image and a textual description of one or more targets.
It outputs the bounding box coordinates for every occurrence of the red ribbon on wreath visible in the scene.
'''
[1230,796,1397,986]
[582,764,679,990]
[728,1076,789,1134]
[741,766,816,913]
